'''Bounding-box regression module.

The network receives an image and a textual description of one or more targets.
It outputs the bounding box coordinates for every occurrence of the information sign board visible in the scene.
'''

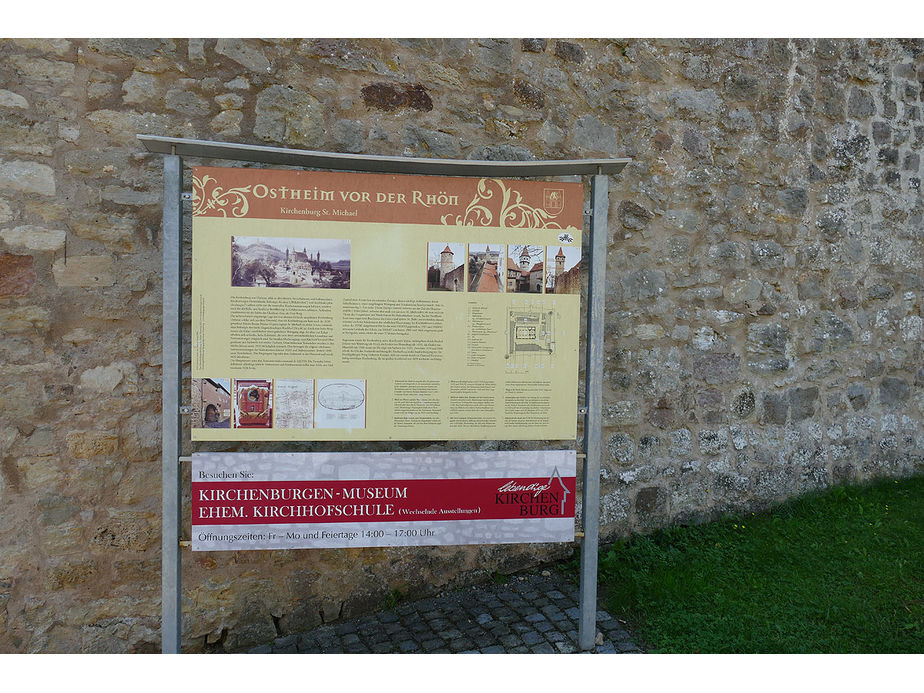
[190,167,584,441]
[191,451,576,551]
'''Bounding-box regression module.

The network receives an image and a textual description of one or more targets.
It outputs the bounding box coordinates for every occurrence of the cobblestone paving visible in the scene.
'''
[250,569,643,654]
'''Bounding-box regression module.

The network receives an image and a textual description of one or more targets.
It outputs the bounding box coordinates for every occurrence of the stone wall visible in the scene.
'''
[0,38,921,653]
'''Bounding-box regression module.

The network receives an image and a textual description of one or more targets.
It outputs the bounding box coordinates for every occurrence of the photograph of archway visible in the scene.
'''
[231,236,350,289]
[191,378,231,428]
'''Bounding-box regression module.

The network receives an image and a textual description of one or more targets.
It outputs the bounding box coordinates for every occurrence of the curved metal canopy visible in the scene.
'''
[138,135,630,178]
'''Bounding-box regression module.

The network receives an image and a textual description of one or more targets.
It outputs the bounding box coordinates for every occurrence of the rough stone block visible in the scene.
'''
[724,278,762,304]
[647,401,675,429]
[0,305,50,334]
[635,323,665,340]
[52,256,115,287]
[70,213,140,252]
[762,392,789,425]
[797,274,825,300]
[553,41,585,63]
[402,125,459,158]
[79,361,136,392]
[85,109,172,144]
[0,252,36,298]
[692,352,740,384]
[621,269,666,300]
[165,88,210,117]
[571,115,617,155]
[121,71,159,104]
[66,431,119,459]
[7,56,75,85]
[513,80,545,109]
[708,241,747,269]
[750,240,784,269]
[1,225,65,251]
[606,433,635,464]
[789,387,819,421]
[209,110,243,138]
[48,559,98,589]
[634,486,665,515]
[732,390,756,418]
[215,38,271,73]
[699,428,728,455]
[604,400,641,425]
[847,88,875,119]
[617,200,653,230]
[668,88,720,117]
[520,39,547,53]
[360,83,432,113]
[0,160,55,196]
[879,377,910,407]
[682,128,711,157]
[0,89,29,108]
[90,512,157,551]
[778,187,808,216]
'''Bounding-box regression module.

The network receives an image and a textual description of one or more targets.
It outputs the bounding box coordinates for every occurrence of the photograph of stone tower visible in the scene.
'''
[426,241,465,291]
[507,245,546,293]
[546,245,581,294]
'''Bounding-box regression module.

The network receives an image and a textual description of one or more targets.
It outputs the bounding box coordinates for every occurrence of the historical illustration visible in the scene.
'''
[231,236,351,289]
[315,379,366,429]
[273,379,315,429]
[234,379,274,428]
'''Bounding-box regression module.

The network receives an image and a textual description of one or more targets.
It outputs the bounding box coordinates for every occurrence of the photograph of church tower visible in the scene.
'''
[545,246,581,294]
[426,242,465,291]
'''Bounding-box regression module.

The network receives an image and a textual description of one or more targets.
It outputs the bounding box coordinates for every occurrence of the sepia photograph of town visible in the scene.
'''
[231,236,351,289]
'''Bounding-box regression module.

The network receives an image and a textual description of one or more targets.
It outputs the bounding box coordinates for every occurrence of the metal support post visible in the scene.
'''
[161,154,183,653]
[578,173,609,651]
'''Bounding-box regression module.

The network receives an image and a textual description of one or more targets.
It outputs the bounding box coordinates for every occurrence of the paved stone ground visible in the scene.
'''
[250,569,644,654]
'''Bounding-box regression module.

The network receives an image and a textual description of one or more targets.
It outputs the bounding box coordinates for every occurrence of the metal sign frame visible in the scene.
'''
[140,134,628,654]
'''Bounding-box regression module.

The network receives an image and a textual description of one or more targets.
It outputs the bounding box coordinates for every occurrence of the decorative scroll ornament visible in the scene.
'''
[192,174,252,217]
[441,178,576,230]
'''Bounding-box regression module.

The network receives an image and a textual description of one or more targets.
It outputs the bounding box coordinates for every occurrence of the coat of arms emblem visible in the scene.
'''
[543,188,565,214]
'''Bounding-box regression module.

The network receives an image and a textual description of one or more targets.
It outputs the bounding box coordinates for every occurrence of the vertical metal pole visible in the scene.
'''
[161,154,183,653]
[579,173,609,651]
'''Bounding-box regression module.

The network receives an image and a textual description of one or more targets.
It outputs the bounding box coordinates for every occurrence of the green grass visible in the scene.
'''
[597,475,924,653]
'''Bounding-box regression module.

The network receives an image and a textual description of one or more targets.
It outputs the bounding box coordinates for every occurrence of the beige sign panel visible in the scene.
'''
[191,166,584,441]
